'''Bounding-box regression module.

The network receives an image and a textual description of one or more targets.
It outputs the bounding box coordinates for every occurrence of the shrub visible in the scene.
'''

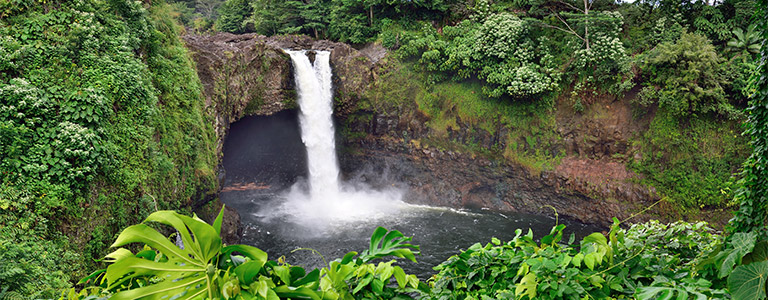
[640,32,738,119]
[427,220,729,300]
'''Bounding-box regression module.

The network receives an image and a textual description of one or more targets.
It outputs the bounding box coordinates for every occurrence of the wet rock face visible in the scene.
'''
[335,82,670,227]
[183,33,689,228]
[183,33,377,237]
[555,87,649,160]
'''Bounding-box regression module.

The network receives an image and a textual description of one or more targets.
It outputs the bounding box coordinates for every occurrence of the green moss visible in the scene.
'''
[359,59,562,173]
[283,89,298,109]
[244,89,264,115]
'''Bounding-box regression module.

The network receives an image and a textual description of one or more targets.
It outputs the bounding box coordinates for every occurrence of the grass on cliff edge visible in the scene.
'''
[360,58,563,174]
[630,108,749,211]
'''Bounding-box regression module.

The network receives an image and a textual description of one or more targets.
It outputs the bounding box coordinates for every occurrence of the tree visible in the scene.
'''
[195,0,223,19]
[294,0,331,38]
[215,0,252,33]
[641,32,737,118]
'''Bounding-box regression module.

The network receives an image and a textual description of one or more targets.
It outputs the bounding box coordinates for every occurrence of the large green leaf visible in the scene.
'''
[635,286,707,300]
[144,211,204,260]
[719,232,758,278]
[360,227,419,263]
[744,241,768,265]
[728,260,768,300]
[111,224,200,267]
[105,210,225,300]
[514,272,537,299]
[110,274,208,300]
[221,244,268,263]
[234,261,266,285]
[272,285,322,300]
[213,204,226,237]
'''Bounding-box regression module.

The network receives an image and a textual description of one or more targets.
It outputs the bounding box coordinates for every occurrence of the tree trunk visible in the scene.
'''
[584,0,590,50]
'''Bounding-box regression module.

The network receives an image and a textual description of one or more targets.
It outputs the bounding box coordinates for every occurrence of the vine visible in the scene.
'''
[730,0,768,236]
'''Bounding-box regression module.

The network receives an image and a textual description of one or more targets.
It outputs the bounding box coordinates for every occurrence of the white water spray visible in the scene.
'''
[266,50,404,229]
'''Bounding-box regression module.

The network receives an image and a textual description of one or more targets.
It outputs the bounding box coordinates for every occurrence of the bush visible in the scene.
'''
[427,221,728,300]
[640,32,738,119]
[403,14,560,100]
[630,109,748,209]
[0,0,219,295]
[0,184,80,299]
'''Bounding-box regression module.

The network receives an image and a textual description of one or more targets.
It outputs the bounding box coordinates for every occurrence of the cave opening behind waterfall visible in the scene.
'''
[219,106,602,279]
[221,109,308,193]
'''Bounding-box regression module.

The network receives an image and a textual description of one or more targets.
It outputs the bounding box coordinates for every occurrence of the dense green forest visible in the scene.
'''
[1,0,218,298]
[1,0,767,299]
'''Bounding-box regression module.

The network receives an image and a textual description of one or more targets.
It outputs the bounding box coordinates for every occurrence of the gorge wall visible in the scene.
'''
[183,33,731,228]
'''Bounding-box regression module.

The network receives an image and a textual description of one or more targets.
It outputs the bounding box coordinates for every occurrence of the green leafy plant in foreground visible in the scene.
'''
[72,206,424,300]
[65,208,768,300]
[427,220,733,300]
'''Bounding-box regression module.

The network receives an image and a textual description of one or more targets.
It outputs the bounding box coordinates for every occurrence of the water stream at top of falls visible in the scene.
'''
[286,50,340,199]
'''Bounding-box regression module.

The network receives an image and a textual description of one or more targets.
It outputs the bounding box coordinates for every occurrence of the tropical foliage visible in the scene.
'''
[730,0,768,237]
[639,32,737,118]
[2,0,767,298]
[427,220,768,300]
[0,0,217,295]
[68,211,768,299]
[69,208,425,300]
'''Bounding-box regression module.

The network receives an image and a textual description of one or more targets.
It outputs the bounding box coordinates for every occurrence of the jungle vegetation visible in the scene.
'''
[1,0,767,299]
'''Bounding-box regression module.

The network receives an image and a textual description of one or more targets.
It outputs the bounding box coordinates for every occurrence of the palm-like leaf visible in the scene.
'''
[105,211,221,299]
[102,208,257,300]
[728,25,761,55]
[360,227,420,263]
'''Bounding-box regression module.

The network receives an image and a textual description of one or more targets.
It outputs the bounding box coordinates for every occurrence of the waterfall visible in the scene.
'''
[265,49,404,230]
[286,50,340,199]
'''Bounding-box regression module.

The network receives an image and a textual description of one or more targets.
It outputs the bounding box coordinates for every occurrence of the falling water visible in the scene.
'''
[271,50,405,228]
[286,50,340,199]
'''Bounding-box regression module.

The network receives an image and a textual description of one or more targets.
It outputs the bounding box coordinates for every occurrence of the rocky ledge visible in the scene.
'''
[183,32,730,231]
[339,135,664,228]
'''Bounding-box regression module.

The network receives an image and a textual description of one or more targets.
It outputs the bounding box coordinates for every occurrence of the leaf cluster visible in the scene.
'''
[72,208,425,300]
[427,220,730,300]
[639,32,740,119]
[0,0,220,295]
